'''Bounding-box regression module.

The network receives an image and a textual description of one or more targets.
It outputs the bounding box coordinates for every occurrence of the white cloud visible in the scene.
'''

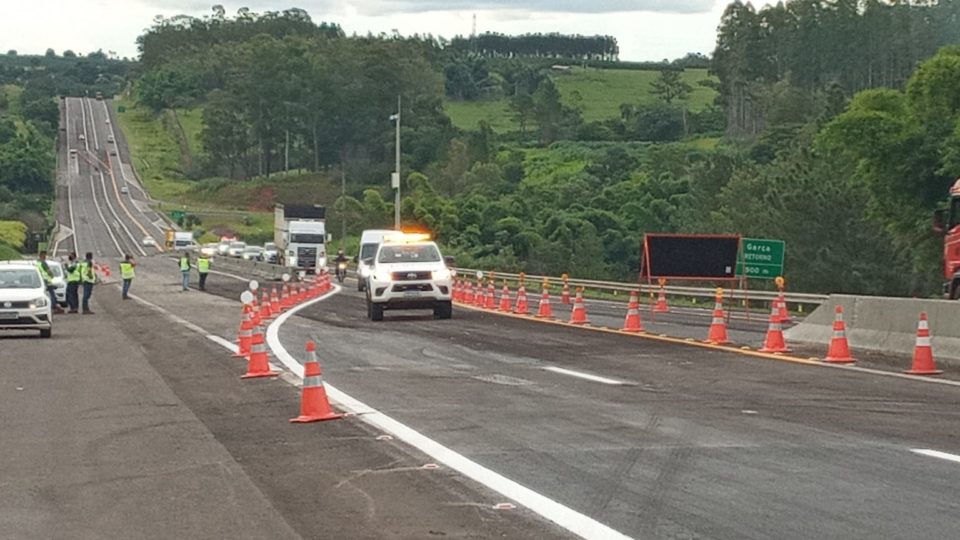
[0,1,781,61]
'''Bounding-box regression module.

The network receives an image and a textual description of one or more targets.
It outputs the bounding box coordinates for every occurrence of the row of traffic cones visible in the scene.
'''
[230,271,344,423]
[453,278,943,376]
[821,307,942,375]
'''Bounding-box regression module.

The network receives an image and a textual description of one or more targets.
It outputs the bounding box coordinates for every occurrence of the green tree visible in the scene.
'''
[650,69,692,105]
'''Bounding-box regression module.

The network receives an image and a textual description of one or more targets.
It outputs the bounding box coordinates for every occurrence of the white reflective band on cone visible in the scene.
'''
[833,330,845,338]
[919,321,929,330]
[303,375,323,387]
[916,337,932,347]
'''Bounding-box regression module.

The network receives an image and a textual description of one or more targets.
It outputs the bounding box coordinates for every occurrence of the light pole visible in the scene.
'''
[390,95,401,230]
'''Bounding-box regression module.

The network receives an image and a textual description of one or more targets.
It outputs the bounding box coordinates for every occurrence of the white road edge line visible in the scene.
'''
[207,334,239,353]
[542,366,626,386]
[911,449,960,464]
[265,285,634,540]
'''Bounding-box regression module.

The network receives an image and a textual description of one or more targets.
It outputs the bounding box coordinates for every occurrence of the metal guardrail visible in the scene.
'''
[452,267,828,306]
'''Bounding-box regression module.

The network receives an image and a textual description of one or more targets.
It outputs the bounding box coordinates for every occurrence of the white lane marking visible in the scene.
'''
[911,449,960,464]
[128,292,288,375]
[266,286,634,540]
[207,334,239,353]
[543,366,626,386]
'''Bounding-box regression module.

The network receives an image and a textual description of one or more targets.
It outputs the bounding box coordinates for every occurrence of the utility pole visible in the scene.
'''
[340,166,346,249]
[391,95,401,230]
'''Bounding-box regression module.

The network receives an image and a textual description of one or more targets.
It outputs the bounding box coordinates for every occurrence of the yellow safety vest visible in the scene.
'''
[179,257,190,271]
[197,258,210,273]
[36,261,52,284]
[120,262,135,280]
[79,261,97,284]
[66,262,81,283]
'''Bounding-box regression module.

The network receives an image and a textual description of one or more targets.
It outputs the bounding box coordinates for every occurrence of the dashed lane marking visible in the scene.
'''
[266,285,634,540]
[542,366,628,386]
[911,449,960,464]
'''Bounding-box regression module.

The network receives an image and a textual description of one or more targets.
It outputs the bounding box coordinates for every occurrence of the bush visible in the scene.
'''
[0,241,20,259]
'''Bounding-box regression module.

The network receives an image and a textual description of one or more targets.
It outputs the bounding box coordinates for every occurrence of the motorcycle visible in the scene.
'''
[336,261,347,283]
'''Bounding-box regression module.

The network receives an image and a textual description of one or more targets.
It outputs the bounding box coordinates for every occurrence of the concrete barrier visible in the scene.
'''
[207,256,295,282]
[786,294,960,363]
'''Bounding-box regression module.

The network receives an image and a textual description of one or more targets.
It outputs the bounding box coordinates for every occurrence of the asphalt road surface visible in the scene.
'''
[200,273,960,540]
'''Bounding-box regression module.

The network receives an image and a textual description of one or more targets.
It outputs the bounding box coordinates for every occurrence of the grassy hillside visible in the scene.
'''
[444,67,717,132]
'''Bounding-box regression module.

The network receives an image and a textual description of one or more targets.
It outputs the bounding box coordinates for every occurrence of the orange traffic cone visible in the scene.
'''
[234,307,253,359]
[536,287,554,318]
[241,323,280,379]
[464,282,475,304]
[759,305,790,353]
[499,284,511,311]
[905,312,942,375]
[290,341,343,422]
[824,306,855,364]
[270,286,281,317]
[561,282,571,305]
[569,290,589,325]
[259,291,272,321]
[705,291,729,345]
[485,283,497,309]
[653,286,669,313]
[452,280,461,303]
[622,291,644,332]
[776,293,791,323]
[514,286,529,315]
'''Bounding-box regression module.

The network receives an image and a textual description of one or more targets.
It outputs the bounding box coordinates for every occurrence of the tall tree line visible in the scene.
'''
[449,33,619,61]
[714,0,960,136]
[137,9,451,180]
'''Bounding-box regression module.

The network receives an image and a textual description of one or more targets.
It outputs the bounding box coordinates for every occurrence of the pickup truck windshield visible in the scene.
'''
[290,234,325,243]
[378,244,441,264]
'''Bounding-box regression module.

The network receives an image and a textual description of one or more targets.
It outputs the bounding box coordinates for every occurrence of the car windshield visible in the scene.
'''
[47,263,63,278]
[264,243,276,250]
[360,243,379,260]
[230,242,245,249]
[0,268,42,289]
[378,244,441,264]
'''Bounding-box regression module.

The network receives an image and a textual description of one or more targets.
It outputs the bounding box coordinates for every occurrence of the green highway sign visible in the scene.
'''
[736,238,785,279]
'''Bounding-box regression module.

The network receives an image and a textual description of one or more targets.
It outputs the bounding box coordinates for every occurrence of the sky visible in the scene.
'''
[0,0,778,61]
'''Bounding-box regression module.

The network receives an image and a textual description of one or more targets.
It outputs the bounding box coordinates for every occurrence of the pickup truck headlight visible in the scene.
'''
[29,296,48,309]
[432,268,452,281]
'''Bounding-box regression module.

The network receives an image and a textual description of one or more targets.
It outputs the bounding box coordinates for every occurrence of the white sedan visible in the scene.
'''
[142,236,158,247]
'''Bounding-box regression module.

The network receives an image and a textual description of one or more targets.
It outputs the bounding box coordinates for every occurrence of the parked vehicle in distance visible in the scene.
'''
[142,236,157,247]
[120,186,129,194]
[227,241,246,257]
[0,261,53,338]
[47,261,66,308]
[217,239,234,255]
[241,246,265,261]
[200,243,219,257]
[108,136,114,143]
[173,231,195,252]
[263,242,278,264]
[356,229,395,292]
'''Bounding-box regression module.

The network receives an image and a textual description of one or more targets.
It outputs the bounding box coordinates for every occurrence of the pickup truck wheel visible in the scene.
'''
[433,301,453,320]
[370,302,384,322]
[358,280,366,292]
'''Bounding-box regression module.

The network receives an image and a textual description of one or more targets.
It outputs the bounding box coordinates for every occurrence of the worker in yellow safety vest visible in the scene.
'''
[65,252,81,313]
[79,252,97,314]
[36,251,64,314]
[197,253,210,291]
[120,255,136,300]
[179,252,191,291]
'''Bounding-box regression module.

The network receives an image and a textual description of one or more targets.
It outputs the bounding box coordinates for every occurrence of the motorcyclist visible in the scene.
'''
[334,249,349,282]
